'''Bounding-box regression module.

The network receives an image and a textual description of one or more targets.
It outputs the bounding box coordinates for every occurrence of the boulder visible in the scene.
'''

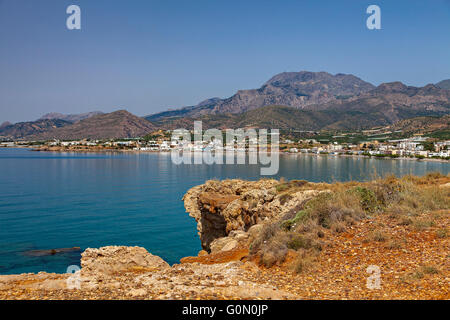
[81,246,169,277]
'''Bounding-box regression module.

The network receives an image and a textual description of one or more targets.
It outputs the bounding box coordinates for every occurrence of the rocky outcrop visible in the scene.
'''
[0,246,295,300]
[183,179,323,252]
[81,246,169,277]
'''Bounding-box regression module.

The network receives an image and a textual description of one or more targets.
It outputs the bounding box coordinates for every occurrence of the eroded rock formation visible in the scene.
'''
[183,179,322,252]
[81,246,169,277]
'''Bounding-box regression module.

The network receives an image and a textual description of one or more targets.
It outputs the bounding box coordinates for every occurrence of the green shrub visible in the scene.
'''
[281,210,308,230]
[286,234,319,251]
[351,186,379,213]
[276,184,289,193]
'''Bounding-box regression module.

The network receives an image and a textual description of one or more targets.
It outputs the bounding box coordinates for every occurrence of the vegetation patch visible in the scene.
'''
[436,228,448,238]
[250,173,449,273]
[279,193,293,205]
[368,230,389,242]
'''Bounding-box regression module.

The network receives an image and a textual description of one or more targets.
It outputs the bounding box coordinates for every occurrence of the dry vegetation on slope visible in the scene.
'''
[249,173,449,274]
[182,173,449,299]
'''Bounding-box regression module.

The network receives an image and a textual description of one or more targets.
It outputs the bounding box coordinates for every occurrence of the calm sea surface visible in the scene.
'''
[0,148,448,274]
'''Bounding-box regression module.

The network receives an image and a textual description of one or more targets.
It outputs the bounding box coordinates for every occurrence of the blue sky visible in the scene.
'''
[1,0,450,123]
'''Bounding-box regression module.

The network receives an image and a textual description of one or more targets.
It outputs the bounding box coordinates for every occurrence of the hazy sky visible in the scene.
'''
[1,0,450,123]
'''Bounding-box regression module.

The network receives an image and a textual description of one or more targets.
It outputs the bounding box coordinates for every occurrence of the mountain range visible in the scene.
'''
[1,71,449,140]
[0,111,155,140]
[0,119,72,140]
[148,72,450,131]
[38,111,104,123]
[146,72,376,121]
[28,110,156,140]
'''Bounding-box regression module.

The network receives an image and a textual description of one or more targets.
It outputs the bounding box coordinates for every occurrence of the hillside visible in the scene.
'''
[28,110,156,140]
[305,82,450,121]
[146,71,375,121]
[153,102,449,132]
[4,104,449,141]
[0,119,72,140]
[4,72,450,139]
[0,122,12,129]
[436,79,450,90]
[38,111,104,123]
[389,115,450,136]
[146,72,450,131]
[152,106,330,130]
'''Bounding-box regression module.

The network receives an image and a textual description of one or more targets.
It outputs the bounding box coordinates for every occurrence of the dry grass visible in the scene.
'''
[412,218,436,231]
[436,228,448,238]
[368,230,389,242]
[251,172,450,273]
[420,265,440,275]
[385,239,405,249]
[292,250,317,273]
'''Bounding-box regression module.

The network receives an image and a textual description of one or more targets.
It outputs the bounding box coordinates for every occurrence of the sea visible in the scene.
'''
[0,148,448,274]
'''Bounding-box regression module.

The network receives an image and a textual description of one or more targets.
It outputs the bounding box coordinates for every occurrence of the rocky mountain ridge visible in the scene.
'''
[2,72,449,139]
[38,111,104,123]
[1,110,156,140]
[146,72,450,123]
[0,119,72,140]
[146,71,376,121]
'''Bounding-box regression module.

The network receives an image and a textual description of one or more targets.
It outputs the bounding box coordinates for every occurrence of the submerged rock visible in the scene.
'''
[23,247,81,257]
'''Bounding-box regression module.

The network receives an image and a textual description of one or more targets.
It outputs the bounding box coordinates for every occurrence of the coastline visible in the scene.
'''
[13,146,450,164]
[1,175,448,300]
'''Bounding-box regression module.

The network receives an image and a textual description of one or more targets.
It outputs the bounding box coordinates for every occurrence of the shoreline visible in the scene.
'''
[2,146,448,164]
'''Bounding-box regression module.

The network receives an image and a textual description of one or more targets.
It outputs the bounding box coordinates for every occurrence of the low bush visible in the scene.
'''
[292,251,317,274]
[436,228,448,238]
[421,265,439,275]
[369,230,388,242]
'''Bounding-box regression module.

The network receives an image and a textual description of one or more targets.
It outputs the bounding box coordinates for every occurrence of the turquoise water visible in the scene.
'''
[0,148,448,275]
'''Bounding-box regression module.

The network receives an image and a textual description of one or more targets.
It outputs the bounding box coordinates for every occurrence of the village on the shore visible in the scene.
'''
[1,130,449,160]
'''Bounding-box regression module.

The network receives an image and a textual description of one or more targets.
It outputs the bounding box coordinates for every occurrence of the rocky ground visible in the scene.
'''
[0,246,295,300]
[0,178,448,300]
